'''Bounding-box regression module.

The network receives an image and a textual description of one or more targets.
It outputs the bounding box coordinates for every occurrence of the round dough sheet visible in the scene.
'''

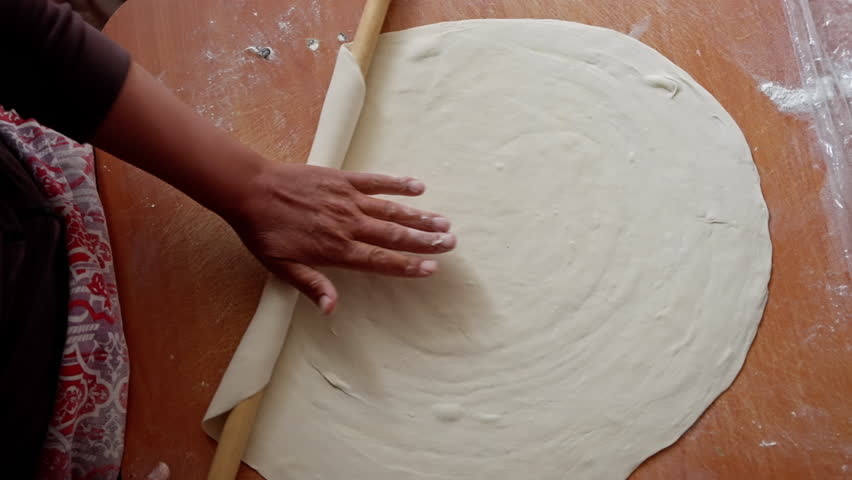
[253,19,771,479]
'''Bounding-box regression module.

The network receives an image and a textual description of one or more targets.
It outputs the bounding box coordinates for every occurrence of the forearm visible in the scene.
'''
[93,63,265,219]
[92,61,455,314]
[0,0,259,216]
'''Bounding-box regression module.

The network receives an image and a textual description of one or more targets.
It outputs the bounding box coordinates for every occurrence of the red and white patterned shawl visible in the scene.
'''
[0,107,127,480]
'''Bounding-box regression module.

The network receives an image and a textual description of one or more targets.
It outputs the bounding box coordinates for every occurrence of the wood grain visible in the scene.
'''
[99,0,851,478]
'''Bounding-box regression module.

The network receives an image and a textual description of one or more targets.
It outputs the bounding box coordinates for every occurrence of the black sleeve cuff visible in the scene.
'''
[0,0,131,142]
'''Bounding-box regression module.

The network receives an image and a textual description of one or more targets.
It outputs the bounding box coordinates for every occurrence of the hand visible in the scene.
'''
[92,64,455,315]
[225,162,456,314]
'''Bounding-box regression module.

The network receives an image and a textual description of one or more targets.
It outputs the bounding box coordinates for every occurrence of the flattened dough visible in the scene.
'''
[212,20,771,479]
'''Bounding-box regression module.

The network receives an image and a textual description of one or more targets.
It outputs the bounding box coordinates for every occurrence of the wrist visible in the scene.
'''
[197,144,270,223]
[93,62,274,224]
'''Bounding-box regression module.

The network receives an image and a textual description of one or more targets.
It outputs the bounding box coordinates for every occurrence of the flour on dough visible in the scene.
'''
[237,20,771,479]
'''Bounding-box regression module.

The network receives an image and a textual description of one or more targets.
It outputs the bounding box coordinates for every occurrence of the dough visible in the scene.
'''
[205,20,771,479]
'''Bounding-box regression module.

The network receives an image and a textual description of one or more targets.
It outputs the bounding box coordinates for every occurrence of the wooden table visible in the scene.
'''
[98,0,852,478]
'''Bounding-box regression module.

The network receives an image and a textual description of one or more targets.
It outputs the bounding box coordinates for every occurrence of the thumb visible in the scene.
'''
[277,262,338,315]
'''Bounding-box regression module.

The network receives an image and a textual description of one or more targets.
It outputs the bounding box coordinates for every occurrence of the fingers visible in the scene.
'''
[358,196,451,233]
[356,219,456,254]
[345,172,425,196]
[341,242,440,277]
[275,262,338,314]
[344,172,452,232]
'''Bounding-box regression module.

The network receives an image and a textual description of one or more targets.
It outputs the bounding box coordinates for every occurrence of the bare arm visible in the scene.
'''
[1,0,455,314]
[93,63,456,314]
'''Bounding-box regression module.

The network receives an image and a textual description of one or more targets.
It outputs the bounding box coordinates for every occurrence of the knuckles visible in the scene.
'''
[365,246,391,268]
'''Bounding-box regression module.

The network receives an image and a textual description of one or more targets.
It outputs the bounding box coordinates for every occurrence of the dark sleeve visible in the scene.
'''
[0,0,131,142]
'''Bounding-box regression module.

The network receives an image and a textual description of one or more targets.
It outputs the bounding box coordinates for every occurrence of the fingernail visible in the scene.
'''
[419,260,439,275]
[407,180,425,193]
[431,233,456,249]
[319,295,334,315]
[432,217,451,231]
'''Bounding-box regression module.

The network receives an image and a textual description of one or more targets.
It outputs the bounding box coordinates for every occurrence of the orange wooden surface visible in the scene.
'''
[98,0,852,478]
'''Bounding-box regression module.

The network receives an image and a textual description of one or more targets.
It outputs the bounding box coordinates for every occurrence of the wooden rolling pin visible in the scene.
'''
[205,0,392,478]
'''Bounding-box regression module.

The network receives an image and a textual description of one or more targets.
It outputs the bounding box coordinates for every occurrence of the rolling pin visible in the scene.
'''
[205,0,392,478]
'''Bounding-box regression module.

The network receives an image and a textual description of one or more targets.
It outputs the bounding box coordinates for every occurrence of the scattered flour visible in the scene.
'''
[310,0,321,20]
[277,5,297,34]
[628,16,651,40]
[759,82,818,114]
[759,440,778,447]
[759,75,852,114]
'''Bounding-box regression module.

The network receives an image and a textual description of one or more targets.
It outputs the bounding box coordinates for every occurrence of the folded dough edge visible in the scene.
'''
[202,45,367,440]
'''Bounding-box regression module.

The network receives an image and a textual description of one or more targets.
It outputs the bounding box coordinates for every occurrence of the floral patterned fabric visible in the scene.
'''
[0,107,127,480]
